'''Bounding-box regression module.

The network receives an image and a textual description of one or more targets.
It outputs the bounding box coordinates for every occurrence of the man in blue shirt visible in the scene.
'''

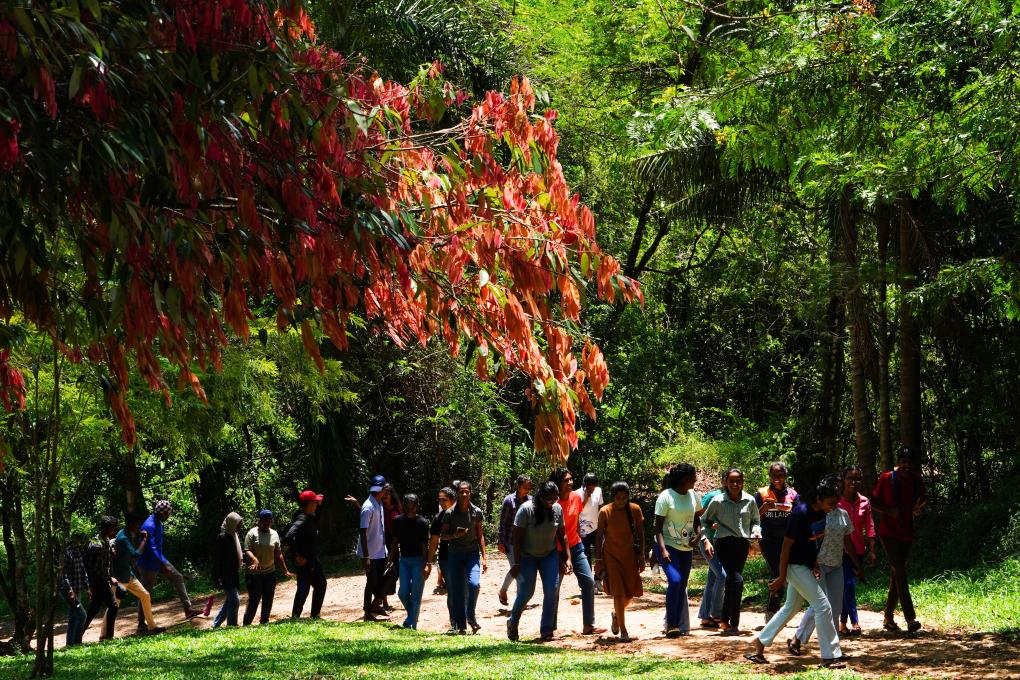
[136,500,200,629]
[357,475,389,621]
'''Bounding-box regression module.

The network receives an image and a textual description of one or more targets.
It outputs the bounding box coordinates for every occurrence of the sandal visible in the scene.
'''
[850,626,863,636]
[701,619,720,629]
[787,637,802,656]
[744,653,769,665]
[821,658,847,668]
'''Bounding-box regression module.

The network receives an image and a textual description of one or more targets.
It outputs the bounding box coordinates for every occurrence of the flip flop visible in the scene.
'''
[821,659,847,669]
[744,653,769,665]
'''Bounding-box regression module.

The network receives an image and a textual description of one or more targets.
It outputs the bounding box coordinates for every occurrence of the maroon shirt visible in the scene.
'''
[872,469,925,542]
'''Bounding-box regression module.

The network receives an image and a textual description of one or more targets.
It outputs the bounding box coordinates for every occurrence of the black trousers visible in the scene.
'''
[363,558,387,612]
[880,535,916,623]
[244,572,277,625]
[83,579,118,639]
[714,536,750,629]
[760,537,784,620]
[292,559,326,618]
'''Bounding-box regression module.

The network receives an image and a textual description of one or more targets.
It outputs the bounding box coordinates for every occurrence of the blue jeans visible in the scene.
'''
[213,586,240,628]
[841,553,861,625]
[398,556,427,629]
[446,551,480,631]
[663,545,693,631]
[510,551,560,636]
[62,587,87,646]
[561,542,595,627]
[697,539,726,621]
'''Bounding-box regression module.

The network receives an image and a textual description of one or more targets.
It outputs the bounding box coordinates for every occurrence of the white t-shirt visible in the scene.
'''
[655,488,701,551]
[575,487,603,537]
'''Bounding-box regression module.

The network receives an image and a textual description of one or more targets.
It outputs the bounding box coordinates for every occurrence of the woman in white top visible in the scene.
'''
[654,463,701,637]
[575,473,603,586]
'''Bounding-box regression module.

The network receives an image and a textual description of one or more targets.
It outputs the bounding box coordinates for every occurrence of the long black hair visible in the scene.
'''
[534,481,560,526]
[666,463,696,491]
[807,476,841,505]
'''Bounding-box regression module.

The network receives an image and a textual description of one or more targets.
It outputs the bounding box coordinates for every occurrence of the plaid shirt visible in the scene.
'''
[85,533,113,584]
[497,492,531,547]
[61,545,89,593]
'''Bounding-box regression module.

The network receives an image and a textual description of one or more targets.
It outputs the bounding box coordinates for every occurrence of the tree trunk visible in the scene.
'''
[818,267,846,469]
[898,200,924,464]
[121,447,147,516]
[0,467,33,653]
[839,191,879,487]
[876,205,894,472]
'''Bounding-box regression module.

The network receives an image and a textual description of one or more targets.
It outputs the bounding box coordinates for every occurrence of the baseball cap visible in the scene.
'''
[298,490,324,504]
[258,509,274,520]
[369,474,386,493]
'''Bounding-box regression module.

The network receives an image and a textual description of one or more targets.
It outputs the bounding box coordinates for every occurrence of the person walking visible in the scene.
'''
[654,463,701,638]
[506,481,569,642]
[428,486,456,602]
[754,462,798,622]
[83,516,120,641]
[550,468,603,635]
[212,512,244,628]
[378,483,402,612]
[872,447,926,632]
[698,472,727,629]
[594,481,645,641]
[114,513,163,635]
[745,479,845,668]
[440,480,487,634]
[576,473,604,593]
[137,500,200,625]
[243,509,292,625]
[356,476,389,621]
[497,475,533,607]
[389,494,431,629]
[701,467,761,635]
[286,489,327,619]
[838,465,875,635]
[790,478,859,654]
[59,532,90,646]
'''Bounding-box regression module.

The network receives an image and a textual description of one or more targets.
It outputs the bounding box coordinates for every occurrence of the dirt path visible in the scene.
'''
[24,555,1020,678]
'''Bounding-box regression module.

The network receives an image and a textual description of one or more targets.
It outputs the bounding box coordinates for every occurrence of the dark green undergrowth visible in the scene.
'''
[0,619,867,679]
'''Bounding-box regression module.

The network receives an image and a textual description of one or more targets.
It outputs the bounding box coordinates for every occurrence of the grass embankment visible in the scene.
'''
[0,619,864,679]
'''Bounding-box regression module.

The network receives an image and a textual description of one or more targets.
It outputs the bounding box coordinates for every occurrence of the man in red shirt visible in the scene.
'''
[872,447,926,632]
[551,468,605,636]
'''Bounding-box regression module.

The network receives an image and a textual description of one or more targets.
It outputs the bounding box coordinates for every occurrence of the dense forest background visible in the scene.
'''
[3,0,1020,656]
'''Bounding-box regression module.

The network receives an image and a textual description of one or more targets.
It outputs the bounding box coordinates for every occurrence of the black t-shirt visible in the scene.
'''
[392,515,430,558]
[430,511,448,562]
[785,502,827,567]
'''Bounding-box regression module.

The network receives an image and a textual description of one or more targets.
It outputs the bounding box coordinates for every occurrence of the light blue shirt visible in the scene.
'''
[356,495,387,559]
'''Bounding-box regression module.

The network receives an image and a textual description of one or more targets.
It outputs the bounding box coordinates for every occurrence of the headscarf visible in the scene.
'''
[221,512,243,564]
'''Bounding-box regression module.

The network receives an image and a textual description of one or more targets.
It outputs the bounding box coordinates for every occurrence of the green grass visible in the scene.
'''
[855,554,1020,633]
[0,619,867,679]
[650,554,1020,635]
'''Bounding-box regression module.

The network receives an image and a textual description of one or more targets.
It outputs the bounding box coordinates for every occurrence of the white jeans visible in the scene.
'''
[756,564,843,660]
[795,563,843,644]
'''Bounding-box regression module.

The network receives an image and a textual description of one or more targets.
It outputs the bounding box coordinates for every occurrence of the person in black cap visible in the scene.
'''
[286,489,326,619]
[243,509,292,625]
[358,475,390,621]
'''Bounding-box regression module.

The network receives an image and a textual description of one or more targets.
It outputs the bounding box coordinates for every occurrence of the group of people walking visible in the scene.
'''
[60,491,324,644]
[61,451,926,665]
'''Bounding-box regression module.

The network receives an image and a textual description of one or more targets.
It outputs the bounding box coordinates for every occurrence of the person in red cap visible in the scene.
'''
[285,490,327,619]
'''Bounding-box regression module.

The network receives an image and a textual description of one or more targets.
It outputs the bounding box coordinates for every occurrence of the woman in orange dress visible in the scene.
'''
[593,481,646,641]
